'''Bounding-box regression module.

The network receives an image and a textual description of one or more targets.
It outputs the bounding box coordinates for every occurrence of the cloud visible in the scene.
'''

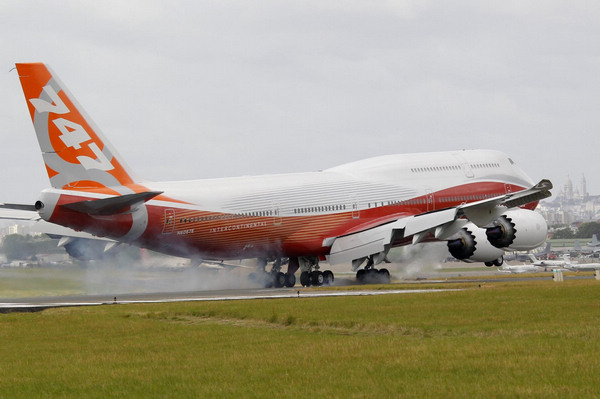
[1,1,599,203]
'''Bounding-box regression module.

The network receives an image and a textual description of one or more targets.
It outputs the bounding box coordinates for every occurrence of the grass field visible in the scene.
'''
[1,279,599,398]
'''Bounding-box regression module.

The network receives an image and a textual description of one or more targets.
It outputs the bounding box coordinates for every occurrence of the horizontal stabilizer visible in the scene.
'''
[0,203,37,212]
[61,191,163,216]
[0,204,40,221]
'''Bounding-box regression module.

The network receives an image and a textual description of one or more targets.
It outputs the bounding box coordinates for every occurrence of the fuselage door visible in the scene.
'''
[272,202,282,226]
[426,190,434,212]
[461,163,474,178]
[162,209,175,234]
[453,154,474,178]
[351,196,360,219]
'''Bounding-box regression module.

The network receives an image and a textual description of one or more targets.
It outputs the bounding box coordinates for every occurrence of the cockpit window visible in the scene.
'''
[508,158,515,165]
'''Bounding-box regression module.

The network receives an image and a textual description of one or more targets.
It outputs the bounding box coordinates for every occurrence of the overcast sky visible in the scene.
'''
[1,1,598,203]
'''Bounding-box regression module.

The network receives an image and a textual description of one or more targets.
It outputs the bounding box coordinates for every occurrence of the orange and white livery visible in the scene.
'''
[12,63,553,287]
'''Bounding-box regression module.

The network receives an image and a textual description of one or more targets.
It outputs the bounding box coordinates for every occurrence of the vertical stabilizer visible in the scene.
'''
[16,63,139,191]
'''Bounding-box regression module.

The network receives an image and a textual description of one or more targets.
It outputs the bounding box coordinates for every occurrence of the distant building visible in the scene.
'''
[7,224,23,235]
[538,174,599,226]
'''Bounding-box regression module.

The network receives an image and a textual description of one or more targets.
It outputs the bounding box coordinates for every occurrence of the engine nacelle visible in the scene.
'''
[447,223,505,263]
[64,238,108,260]
[485,209,547,251]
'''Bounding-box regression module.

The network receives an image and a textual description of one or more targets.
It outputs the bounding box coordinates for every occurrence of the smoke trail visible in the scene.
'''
[77,249,261,295]
[386,242,448,279]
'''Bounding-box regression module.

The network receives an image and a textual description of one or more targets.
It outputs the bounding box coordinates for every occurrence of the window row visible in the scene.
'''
[293,204,347,214]
[179,211,275,223]
[470,163,500,169]
[411,162,500,173]
[411,165,461,173]
[368,192,504,208]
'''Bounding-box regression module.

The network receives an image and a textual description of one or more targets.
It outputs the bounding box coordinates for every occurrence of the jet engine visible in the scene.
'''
[485,208,547,251]
[63,238,107,260]
[447,223,505,263]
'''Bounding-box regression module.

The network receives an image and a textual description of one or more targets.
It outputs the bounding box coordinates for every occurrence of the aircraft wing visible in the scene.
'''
[200,260,254,271]
[326,179,552,265]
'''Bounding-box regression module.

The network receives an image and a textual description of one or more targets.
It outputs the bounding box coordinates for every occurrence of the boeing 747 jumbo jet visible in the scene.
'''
[5,63,553,287]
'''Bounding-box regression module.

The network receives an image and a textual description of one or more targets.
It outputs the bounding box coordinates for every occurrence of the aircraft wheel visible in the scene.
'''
[484,261,494,267]
[322,270,334,285]
[284,273,296,288]
[300,271,311,287]
[493,257,504,267]
[310,270,324,286]
[273,272,286,288]
[356,269,366,283]
[366,269,379,284]
[378,268,390,284]
[263,272,274,288]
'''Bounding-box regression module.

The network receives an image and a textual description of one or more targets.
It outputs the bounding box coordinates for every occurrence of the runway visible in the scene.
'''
[0,286,461,313]
[0,264,594,313]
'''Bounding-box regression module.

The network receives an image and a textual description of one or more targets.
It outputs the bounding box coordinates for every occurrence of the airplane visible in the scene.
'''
[526,252,600,272]
[497,263,543,274]
[527,253,575,268]
[588,234,600,247]
[564,262,600,272]
[4,62,553,288]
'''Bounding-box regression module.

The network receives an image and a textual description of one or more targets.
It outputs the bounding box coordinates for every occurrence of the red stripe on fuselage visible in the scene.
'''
[133,181,531,259]
[48,181,532,259]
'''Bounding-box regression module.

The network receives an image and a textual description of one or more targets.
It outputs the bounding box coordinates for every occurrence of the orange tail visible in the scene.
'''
[16,63,139,192]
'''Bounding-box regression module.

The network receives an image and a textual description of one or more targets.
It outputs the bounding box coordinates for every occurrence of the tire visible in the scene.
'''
[310,271,324,286]
[378,268,391,284]
[356,269,366,283]
[366,269,378,284]
[274,272,286,288]
[300,271,311,287]
[322,270,334,285]
[284,273,296,288]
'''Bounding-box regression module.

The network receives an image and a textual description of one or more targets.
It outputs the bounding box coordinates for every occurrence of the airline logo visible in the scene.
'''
[16,63,135,190]
[30,84,114,172]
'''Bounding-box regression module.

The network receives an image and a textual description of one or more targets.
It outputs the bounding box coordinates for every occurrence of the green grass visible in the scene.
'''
[1,280,600,398]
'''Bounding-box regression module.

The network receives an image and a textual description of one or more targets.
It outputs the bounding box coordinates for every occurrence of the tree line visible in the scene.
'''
[0,234,64,262]
[552,222,600,240]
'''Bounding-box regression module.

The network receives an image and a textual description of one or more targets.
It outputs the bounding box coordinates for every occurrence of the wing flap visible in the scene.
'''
[327,220,405,265]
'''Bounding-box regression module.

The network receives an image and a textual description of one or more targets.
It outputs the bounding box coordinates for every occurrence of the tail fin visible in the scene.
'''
[16,63,139,192]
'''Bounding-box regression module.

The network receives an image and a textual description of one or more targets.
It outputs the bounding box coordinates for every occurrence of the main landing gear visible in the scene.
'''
[298,257,335,287]
[354,256,391,284]
[249,257,296,288]
[248,256,337,288]
[484,256,504,267]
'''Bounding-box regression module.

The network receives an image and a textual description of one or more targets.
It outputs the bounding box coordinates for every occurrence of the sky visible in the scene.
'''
[1,1,599,204]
